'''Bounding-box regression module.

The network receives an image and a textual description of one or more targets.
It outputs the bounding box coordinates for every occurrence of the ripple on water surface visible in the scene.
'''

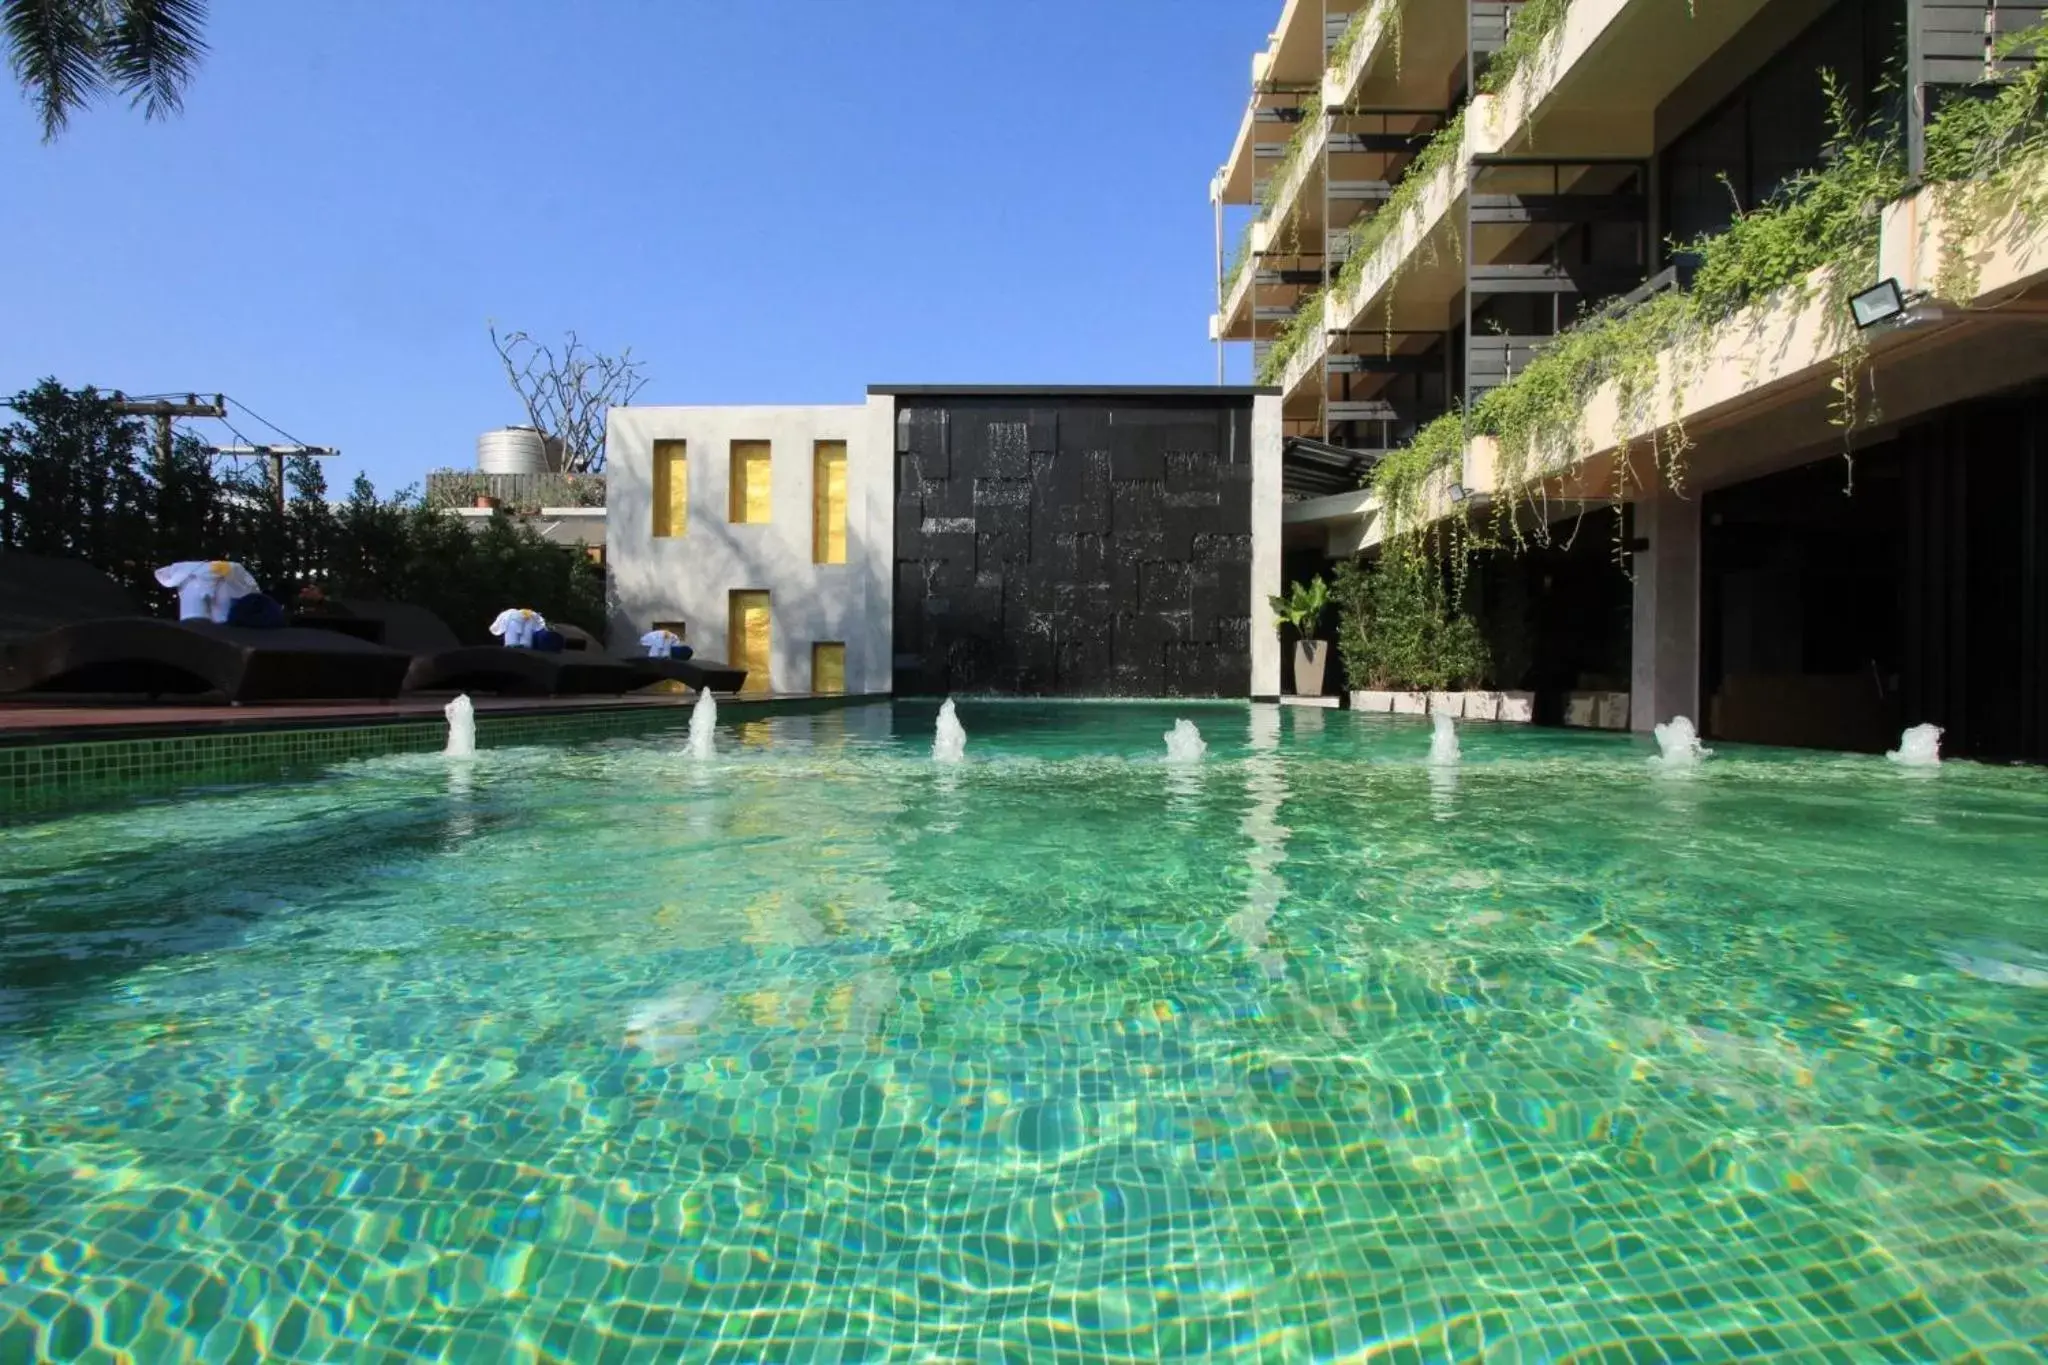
[1,701,2044,1361]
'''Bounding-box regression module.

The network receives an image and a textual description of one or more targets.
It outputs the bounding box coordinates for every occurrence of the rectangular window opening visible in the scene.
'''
[813,441,848,564]
[652,440,687,538]
[730,441,772,524]
[811,642,846,695]
[729,590,772,694]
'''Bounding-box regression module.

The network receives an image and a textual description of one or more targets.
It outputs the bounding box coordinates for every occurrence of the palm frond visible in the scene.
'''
[4,0,104,141]
[102,0,206,123]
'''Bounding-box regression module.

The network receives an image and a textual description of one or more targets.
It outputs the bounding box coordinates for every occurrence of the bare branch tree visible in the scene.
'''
[488,324,649,474]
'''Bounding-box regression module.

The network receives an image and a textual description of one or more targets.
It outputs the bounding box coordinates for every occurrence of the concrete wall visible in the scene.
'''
[1250,394,1284,698]
[605,403,891,695]
[1629,490,1701,733]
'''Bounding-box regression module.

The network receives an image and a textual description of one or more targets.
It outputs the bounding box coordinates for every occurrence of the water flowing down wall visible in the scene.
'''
[888,392,1258,696]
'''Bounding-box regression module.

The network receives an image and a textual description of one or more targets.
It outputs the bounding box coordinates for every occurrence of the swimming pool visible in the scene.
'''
[2,702,2043,1361]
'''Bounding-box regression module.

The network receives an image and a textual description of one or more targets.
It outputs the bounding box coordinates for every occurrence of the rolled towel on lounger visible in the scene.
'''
[489,607,546,648]
[155,560,260,623]
[225,592,288,629]
[639,628,692,660]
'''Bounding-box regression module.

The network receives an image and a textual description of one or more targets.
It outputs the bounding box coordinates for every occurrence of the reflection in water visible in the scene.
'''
[1429,762,1458,819]
[1164,761,1204,818]
[1230,706,1288,976]
[1288,704,1326,739]
[443,760,477,844]
[930,765,962,833]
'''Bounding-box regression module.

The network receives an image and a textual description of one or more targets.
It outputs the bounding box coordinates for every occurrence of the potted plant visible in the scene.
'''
[1269,575,1332,697]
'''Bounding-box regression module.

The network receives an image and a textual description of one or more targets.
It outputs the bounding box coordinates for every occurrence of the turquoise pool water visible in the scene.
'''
[2,702,2044,1362]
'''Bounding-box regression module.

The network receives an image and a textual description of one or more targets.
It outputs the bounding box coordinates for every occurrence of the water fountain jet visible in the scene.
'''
[1429,712,1460,766]
[687,690,718,760]
[1651,716,1711,770]
[933,699,967,763]
[1887,724,1942,767]
[444,694,476,758]
[1164,718,1206,763]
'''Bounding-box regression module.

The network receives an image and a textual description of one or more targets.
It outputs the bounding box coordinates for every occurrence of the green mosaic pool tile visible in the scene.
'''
[0,694,874,816]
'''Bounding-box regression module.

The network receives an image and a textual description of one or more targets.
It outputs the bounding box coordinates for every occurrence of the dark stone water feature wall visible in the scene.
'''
[887,391,1257,696]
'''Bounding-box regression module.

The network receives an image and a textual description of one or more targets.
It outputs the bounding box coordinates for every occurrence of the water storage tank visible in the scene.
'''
[477,426,549,474]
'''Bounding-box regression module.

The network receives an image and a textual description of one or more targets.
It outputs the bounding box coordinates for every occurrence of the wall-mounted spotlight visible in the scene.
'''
[1849,278,1907,330]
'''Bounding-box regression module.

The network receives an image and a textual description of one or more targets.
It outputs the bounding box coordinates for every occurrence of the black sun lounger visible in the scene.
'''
[622,653,750,694]
[0,553,411,703]
[545,623,747,694]
[333,600,643,697]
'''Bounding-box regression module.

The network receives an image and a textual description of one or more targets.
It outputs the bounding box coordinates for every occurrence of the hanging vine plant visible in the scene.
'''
[1330,0,1402,84]
[1921,23,2048,302]
[1474,0,1576,97]
[1367,36,2048,566]
[1257,287,1327,384]
[1261,91,1326,217]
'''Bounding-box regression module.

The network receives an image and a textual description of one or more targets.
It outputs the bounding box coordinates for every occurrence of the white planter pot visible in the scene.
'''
[1598,692,1632,730]
[1427,691,1464,717]
[1390,691,1427,715]
[1351,690,1395,713]
[1292,639,1329,697]
[1460,691,1501,721]
[1566,691,1630,729]
[1497,691,1535,724]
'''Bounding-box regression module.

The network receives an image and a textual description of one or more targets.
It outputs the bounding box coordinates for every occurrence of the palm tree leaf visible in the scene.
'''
[4,0,105,140]
[102,0,206,122]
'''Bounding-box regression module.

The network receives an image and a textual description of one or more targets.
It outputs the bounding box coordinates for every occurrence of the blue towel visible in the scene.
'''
[226,593,287,629]
[669,644,694,660]
[531,628,566,653]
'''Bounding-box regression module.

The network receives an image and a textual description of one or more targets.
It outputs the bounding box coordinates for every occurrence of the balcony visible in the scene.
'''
[1283,0,1783,426]
[1304,171,2048,549]
[1214,1,1453,348]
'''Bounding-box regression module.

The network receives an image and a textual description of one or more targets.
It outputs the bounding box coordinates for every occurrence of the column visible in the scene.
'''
[1630,490,1701,732]
[1250,394,1285,699]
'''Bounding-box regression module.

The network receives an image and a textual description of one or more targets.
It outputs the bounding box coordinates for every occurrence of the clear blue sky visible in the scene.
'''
[3,0,1262,494]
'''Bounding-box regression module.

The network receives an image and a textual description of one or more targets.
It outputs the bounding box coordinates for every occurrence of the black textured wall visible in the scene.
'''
[892,395,1254,696]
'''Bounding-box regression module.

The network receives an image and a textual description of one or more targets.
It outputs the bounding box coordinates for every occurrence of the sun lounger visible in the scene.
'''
[0,553,410,703]
[623,654,750,693]
[331,600,643,697]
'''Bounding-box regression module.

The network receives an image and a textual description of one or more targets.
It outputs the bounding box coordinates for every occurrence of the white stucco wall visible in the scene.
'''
[605,403,891,695]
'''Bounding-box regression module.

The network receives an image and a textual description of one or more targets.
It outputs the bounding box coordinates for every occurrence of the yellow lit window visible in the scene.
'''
[813,441,847,564]
[729,590,771,694]
[730,441,772,524]
[811,642,845,695]
[652,440,687,538]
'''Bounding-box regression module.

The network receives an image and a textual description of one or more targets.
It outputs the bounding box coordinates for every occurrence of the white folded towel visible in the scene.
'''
[639,628,682,658]
[489,607,546,648]
[154,560,259,623]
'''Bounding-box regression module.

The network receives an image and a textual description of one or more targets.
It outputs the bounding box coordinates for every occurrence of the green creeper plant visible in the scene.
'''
[1369,31,2048,564]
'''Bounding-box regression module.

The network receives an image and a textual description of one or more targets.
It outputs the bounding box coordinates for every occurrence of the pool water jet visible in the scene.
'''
[444,694,476,758]
[688,690,718,760]
[933,699,967,763]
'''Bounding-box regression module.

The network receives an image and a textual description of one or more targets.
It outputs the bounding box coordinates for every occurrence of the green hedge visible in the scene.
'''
[1,380,606,642]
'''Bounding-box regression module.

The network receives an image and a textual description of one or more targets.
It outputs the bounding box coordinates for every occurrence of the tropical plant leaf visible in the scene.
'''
[101,0,207,122]
[4,0,104,140]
